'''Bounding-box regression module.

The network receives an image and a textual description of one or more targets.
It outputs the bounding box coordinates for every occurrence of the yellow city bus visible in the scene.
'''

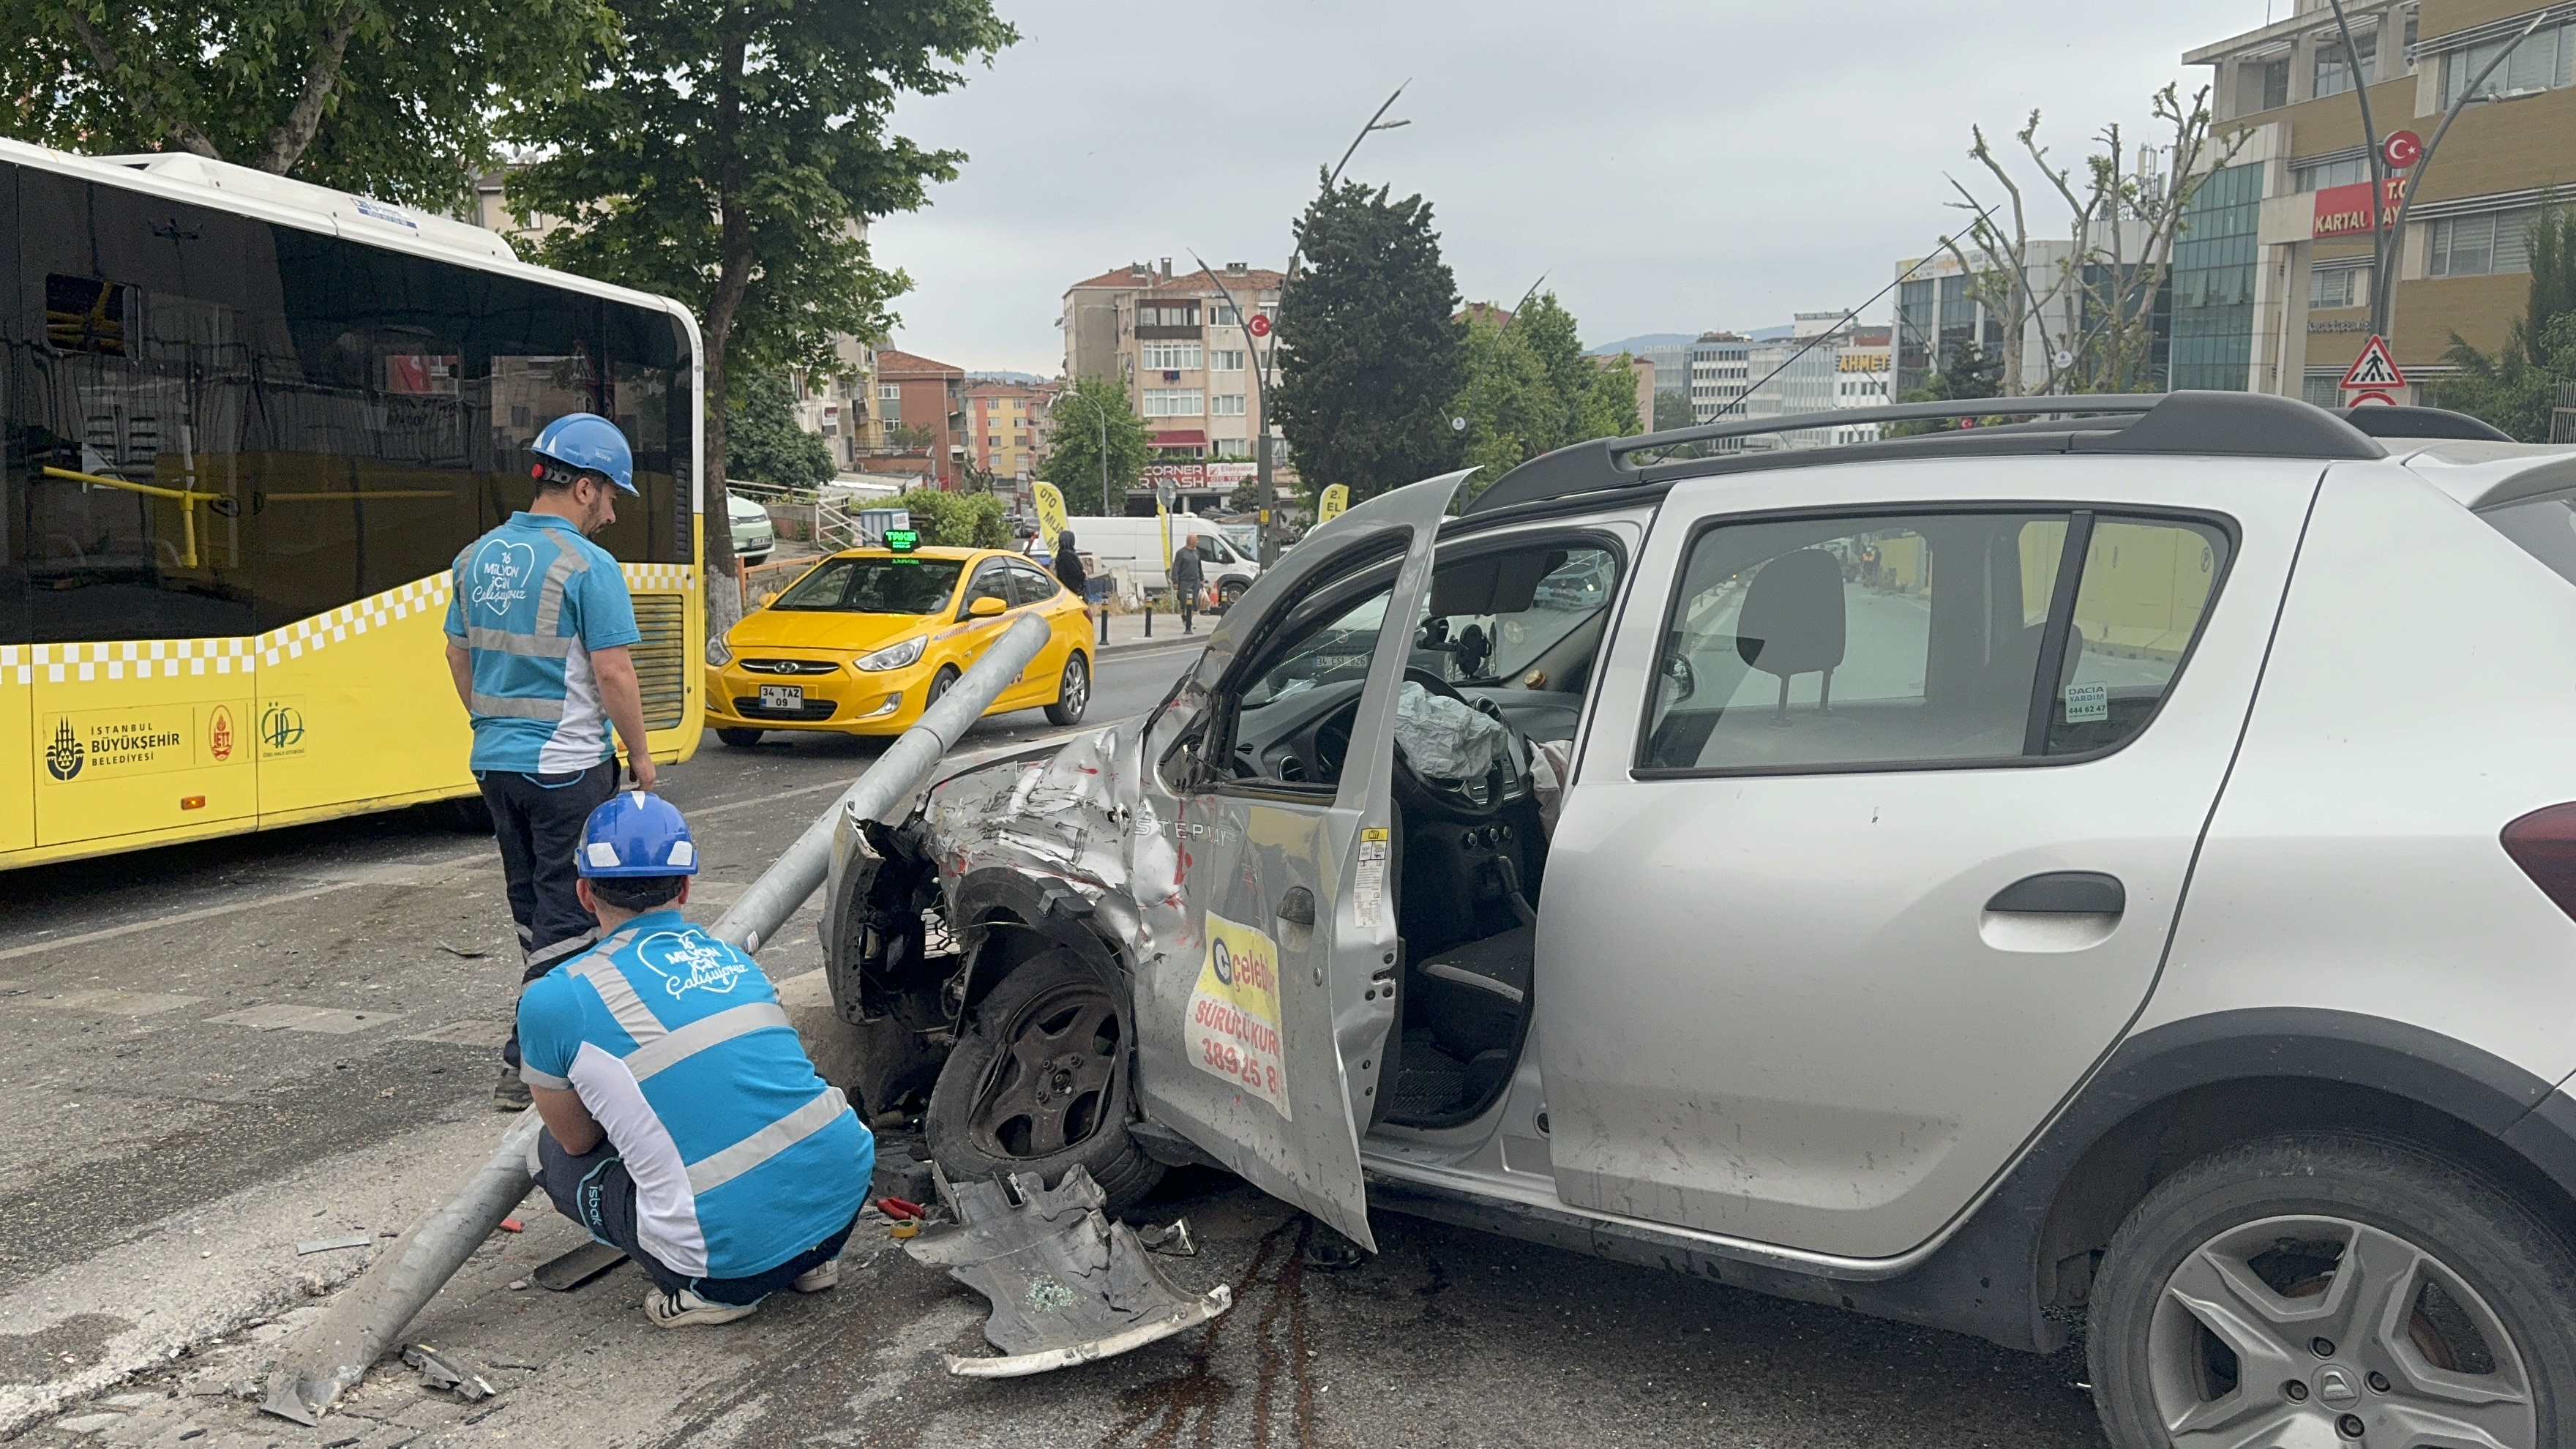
[1,143,705,869]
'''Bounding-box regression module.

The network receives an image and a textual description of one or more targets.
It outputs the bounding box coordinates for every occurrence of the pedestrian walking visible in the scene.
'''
[443,412,659,1110]
[1171,536,1204,634]
[520,791,872,1328]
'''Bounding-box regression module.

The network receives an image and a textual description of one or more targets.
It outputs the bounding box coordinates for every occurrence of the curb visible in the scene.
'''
[1096,635,1208,659]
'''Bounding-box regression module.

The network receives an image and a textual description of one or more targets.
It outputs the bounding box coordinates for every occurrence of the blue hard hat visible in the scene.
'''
[531,412,637,494]
[578,790,698,877]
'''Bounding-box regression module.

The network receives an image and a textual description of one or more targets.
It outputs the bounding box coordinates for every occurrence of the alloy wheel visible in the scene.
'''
[1059,655,1088,716]
[2148,1213,2536,1446]
[964,976,1122,1159]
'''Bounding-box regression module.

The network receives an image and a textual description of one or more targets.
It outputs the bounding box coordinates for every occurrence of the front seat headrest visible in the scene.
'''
[1737,549,1847,678]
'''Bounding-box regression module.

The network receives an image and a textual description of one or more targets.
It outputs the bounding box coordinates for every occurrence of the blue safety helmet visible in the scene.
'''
[530,412,637,495]
[577,790,699,877]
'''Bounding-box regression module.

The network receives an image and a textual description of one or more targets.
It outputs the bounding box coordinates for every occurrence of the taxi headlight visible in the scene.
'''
[708,635,733,667]
[855,636,927,672]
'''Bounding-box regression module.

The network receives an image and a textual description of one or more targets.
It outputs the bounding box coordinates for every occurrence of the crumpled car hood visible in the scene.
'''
[920,716,1186,962]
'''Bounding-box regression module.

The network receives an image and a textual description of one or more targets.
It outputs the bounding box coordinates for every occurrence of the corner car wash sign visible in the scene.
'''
[2313,178,2405,239]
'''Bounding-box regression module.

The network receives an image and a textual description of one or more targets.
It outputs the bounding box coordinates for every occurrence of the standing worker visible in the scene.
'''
[443,412,660,1110]
[520,792,871,1327]
[1170,535,1203,635]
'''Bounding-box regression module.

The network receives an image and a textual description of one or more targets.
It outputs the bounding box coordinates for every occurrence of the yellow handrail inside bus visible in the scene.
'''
[41,464,222,568]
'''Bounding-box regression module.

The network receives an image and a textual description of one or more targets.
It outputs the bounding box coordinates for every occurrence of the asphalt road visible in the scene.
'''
[0,637,2111,1448]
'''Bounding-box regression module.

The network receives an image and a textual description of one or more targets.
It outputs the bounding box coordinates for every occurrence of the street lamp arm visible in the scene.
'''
[2325,0,2391,341]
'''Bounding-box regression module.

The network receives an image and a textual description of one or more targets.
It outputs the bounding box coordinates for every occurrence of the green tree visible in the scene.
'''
[1884,342,2005,436]
[503,0,1014,645]
[2436,209,2576,442]
[724,372,836,489]
[1273,176,1467,503]
[0,0,610,206]
[895,487,1008,548]
[1450,293,1640,499]
[1653,388,1694,431]
[1038,375,1151,516]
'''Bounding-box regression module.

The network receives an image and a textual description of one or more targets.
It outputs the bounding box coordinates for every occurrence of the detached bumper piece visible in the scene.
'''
[908,1164,1230,1378]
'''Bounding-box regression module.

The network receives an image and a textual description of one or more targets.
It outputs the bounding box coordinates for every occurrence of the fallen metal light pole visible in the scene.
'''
[261,614,1054,1424]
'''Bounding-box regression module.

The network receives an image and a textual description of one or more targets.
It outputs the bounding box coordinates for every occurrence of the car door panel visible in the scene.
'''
[1538,457,2318,1260]
[1127,471,1471,1251]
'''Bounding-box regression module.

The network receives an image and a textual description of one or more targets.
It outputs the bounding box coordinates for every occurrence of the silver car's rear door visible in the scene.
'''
[1128,472,1467,1251]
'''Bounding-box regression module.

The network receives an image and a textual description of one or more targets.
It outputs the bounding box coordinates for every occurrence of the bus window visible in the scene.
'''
[3,165,694,646]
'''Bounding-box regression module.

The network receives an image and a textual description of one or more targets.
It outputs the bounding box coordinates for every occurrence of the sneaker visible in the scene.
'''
[790,1258,839,1294]
[492,1069,532,1112]
[644,1287,760,1328]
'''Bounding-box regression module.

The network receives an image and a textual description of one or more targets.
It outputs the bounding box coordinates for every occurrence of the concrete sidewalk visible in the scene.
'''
[1087,608,1220,656]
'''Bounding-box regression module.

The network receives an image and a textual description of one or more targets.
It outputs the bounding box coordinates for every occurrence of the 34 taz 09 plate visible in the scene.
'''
[759,684,804,711]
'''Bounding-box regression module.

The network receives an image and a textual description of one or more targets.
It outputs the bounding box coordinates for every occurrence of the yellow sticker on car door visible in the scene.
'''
[1187,910,1290,1119]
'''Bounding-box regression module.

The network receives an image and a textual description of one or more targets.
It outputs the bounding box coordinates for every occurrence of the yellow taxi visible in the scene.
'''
[704,543,1094,745]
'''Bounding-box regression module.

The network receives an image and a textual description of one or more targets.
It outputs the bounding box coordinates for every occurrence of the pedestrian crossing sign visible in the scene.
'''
[2340,334,2408,392]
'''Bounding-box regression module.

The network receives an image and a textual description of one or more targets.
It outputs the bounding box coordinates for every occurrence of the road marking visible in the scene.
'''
[206,1003,407,1034]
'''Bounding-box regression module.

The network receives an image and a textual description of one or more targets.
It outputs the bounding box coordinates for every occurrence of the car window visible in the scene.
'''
[1197,532,1237,564]
[1006,560,1060,605]
[769,556,964,614]
[963,561,1011,613]
[2477,488,2576,587]
[1639,512,2228,774]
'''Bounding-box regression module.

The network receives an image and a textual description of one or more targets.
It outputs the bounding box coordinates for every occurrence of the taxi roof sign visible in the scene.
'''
[2340,334,2408,392]
[883,528,920,553]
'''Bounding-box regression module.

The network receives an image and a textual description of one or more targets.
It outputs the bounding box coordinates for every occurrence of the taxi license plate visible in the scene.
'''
[759,684,804,711]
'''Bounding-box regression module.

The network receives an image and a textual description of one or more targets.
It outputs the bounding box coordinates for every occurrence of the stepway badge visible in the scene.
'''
[1185,910,1290,1119]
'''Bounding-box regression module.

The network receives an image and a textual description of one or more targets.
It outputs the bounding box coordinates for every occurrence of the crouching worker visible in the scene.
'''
[517,790,874,1328]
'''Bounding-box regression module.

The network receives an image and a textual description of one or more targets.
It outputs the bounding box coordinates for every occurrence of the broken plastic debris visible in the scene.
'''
[498,1217,523,1233]
[1136,1218,1197,1257]
[402,1344,495,1401]
[908,1164,1229,1377]
[294,1235,373,1256]
[877,1196,926,1221]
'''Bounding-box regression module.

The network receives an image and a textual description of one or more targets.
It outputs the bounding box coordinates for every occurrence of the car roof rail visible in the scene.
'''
[1464,390,2389,515]
[2332,404,2515,442]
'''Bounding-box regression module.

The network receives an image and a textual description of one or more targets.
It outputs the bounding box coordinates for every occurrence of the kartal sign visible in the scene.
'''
[2313,178,2405,239]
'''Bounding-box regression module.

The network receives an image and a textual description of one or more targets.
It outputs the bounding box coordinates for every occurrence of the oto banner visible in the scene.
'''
[1032,481,1067,558]
[1317,484,1349,525]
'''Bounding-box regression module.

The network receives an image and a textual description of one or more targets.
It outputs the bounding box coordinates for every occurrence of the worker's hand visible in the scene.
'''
[629,754,659,791]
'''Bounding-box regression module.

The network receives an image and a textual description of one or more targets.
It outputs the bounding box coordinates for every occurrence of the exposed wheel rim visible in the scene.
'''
[2148,1212,2536,1446]
[1059,655,1089,717]
[965,977,1122,1160]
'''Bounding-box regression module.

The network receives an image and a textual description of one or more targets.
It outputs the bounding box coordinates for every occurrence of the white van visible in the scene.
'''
[1049,515,1261,604]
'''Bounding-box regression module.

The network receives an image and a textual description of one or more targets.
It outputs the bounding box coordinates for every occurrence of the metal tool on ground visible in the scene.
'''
[530,1240,629,1292]
[258,615,1055,1426]
[905,1164,1230,1379]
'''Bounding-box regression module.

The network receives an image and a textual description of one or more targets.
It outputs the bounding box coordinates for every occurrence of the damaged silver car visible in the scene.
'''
[820,392,2576,1449]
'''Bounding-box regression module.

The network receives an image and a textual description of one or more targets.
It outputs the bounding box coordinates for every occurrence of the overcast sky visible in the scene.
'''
[870,0,2270,375]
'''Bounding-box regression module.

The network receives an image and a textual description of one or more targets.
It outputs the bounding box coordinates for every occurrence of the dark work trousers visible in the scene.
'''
[479,760,618,1069]
[536,1132,860,1305]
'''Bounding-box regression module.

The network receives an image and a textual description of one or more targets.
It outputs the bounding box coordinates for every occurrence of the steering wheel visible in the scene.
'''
[1393,667,1518,820]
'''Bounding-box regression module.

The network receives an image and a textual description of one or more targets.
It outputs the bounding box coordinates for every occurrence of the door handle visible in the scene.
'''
[1985,872,2125,916]
[1276,886,1317,927]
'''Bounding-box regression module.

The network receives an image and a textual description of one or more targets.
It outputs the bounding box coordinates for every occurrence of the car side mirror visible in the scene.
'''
[967,595,1008,618]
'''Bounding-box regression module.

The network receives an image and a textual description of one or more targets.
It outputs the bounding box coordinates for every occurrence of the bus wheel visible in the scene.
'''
[716,728,764,748]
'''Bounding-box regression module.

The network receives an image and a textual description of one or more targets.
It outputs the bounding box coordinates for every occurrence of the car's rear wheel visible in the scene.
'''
[715,727,764,748]
[2087,1132,2576,1449]
[924,947,1161,1212]
[1044,651,1090,726]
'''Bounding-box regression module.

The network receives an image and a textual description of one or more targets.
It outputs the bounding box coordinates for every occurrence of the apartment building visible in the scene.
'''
[1688,333,1752,422]
[1061,259,1284,463]
[2184,0,2576,401]
[1833,326,1894,444]
[963,379,1056,485]
[795,334,881,473]
[874,348,967,488]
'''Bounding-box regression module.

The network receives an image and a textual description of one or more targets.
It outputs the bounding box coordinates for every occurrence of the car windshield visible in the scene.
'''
[768,557,965,614]
[1418,546,1618,686]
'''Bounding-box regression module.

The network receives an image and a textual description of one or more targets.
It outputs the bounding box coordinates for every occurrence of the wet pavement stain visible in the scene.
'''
[1099,1213,1320,1449]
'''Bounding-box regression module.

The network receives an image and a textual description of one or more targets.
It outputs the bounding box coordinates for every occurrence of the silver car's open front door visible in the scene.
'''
[1128,472,1467,1251]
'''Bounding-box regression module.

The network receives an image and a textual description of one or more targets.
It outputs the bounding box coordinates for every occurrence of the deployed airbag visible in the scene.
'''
[1396,681,1512,781]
